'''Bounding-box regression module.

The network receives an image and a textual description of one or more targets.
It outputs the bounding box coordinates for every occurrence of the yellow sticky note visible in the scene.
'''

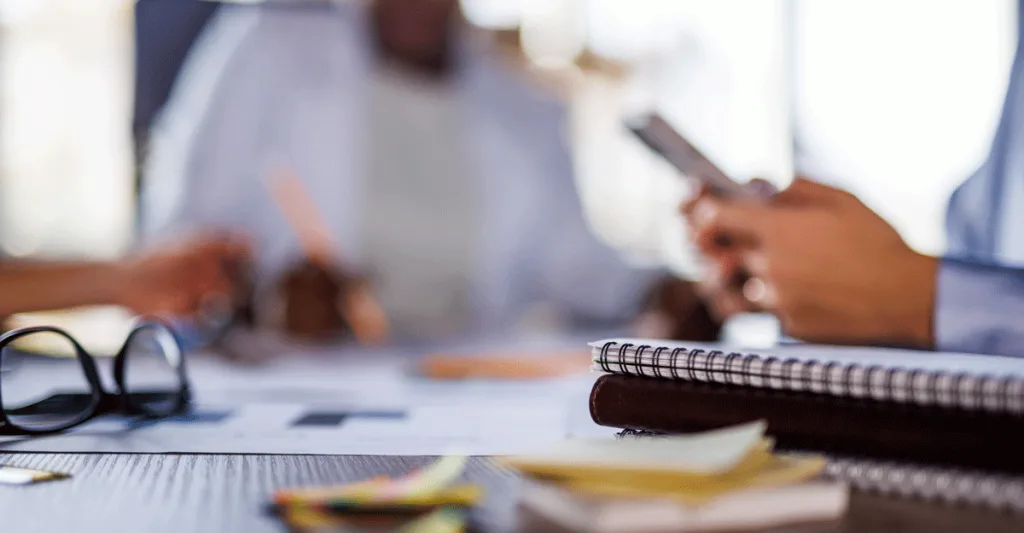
[560,454,827,504]
[501,421,769,480]
[275,456,472,505]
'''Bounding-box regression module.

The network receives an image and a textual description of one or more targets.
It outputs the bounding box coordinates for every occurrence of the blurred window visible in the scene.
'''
[793,0,1016,255]
[0,0,133,259]
[468,0,1017,267]
[0,0,1013,265]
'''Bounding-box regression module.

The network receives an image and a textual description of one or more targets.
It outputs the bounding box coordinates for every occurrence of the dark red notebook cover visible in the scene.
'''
[590,374,1024,473]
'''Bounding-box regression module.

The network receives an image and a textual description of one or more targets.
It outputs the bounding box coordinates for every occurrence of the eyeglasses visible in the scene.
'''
[0,319,190,436]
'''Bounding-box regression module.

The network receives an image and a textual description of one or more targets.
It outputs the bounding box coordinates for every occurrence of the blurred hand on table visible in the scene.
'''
[682,178,937,348]
[117,233,252,318]
[678,179,775,324]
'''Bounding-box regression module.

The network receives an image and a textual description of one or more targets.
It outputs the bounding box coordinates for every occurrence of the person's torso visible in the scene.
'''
[362,65,478,339]
[154,4,640,337]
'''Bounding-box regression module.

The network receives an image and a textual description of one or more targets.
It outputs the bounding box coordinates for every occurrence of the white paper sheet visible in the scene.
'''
[0,339,610,455]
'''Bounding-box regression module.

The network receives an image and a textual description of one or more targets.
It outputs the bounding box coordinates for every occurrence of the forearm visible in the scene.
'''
[0,261,123,318]
[935,258,1024,357]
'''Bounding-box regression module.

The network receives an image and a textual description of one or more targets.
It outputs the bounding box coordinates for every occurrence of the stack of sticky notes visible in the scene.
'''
[500,421,848,533]
[270,456,481,533]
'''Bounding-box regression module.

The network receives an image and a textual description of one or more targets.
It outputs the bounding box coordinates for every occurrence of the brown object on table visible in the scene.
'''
[279,261,389,344]
[589,374,1024,474]
[280,260,349,342]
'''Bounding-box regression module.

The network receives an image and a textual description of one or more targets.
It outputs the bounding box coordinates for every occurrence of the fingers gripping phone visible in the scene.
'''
[627,112,773,305]
[625,112,775,199]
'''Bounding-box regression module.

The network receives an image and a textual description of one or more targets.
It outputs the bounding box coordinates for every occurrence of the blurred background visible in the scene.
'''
[0,0,1014,272]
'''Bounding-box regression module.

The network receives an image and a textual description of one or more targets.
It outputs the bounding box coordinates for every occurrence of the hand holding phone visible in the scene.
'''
[629,112,777,319]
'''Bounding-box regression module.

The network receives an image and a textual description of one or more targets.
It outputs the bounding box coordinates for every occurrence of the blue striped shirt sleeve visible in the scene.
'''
[935,258,1024,357]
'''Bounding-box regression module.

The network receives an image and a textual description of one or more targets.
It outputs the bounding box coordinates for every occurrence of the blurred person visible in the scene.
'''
[141,0,715,343]
[0,234,248,324]
[684,12,1024,357]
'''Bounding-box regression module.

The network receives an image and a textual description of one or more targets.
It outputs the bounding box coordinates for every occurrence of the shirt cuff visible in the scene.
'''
[935,258,1024,357]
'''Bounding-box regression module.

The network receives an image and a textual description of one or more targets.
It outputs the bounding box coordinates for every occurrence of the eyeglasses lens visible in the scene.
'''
[121,326,184,416]
[1,331,96,431]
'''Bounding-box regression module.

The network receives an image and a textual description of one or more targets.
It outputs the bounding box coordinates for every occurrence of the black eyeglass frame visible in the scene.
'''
[0,319,191,436]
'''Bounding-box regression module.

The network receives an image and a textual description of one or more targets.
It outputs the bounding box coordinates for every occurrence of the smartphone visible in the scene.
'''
[626,112,771,198]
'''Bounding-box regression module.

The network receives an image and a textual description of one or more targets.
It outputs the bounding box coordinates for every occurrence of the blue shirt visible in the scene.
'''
[939,3,1024,356]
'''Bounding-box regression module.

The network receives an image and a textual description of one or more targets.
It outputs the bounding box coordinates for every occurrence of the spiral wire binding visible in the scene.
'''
[825,458,1024,513]
[595,341,1024,414]
[615,428,661,439]
[613,429,1024,512]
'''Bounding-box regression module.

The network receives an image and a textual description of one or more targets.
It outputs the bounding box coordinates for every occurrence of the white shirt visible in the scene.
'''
[363,65,475,339]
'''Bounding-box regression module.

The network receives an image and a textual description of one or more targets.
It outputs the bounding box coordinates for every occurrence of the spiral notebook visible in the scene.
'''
[591,339,1024,414]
